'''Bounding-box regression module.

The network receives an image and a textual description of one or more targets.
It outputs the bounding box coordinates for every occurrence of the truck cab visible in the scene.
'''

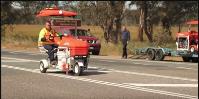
[176,20,198,62]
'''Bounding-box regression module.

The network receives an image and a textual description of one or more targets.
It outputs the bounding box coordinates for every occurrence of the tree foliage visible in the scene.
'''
[1,1,198,44]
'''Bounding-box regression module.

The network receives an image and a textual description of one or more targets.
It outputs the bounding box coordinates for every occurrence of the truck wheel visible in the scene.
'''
[39,61,47,73]
[73,63,81,76]
[182,57,190,62]
[192,58,198,63]
[155,50,165,61]
[147,49,155,60]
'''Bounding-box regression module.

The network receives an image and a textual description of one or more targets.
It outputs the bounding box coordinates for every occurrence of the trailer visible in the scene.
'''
[134,20,198,62]
[134,47,198,62]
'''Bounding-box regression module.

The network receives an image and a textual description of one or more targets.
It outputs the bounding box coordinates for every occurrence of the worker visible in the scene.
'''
[38,21,59,65]
[121,26,131,59]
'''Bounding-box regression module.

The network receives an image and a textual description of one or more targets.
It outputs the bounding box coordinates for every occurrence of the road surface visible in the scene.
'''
[1,49,198,99]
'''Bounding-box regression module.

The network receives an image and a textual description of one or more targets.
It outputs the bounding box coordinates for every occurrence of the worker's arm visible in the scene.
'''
[38,28,46,42]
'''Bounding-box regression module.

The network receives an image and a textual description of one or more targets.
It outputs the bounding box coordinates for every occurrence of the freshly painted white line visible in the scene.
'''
[123,83,198,87]
[1,65,197,99]
[85,70,112,73]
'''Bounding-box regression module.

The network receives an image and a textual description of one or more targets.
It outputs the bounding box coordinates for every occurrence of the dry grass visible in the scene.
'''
[2,24,197,56]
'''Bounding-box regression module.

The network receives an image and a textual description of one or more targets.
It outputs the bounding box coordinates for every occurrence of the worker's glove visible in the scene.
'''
[58,32,63,39]
[41,37,46,42]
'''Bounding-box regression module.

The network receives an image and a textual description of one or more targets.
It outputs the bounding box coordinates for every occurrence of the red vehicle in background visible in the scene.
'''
[175,20,198,62]
[134,20,198,62]
[53,24,101,55]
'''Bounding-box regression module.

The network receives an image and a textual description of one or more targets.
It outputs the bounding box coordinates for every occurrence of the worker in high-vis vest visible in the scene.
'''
[38,21,59,65]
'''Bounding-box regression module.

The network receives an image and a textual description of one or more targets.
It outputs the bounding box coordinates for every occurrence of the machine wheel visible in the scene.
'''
[39,61,47,73]
[73,63,81,76]
[182,57,191,62]
[147,49,155,60]
[155,50,165,61]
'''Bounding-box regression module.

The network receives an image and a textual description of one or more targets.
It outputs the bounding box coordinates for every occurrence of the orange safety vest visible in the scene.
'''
[38,28,58,46]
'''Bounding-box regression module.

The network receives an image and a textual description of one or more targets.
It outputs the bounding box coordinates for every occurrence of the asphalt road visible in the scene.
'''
[1,49,198,99]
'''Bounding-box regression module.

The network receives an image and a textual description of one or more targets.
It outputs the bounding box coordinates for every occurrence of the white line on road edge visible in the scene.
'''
[123,83,198,87]
[1,65,197,99]
[4,49,196,66]
[108,69,198,82]
[1,60,32,62]
[2,56,198,82]
[7,50,40,54]
[93,57,197,66]
[1,57,38,62]
[175,67,196,70]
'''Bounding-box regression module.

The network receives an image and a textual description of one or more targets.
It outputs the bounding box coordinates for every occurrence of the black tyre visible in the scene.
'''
[39,61,47,73]
[73,63,81,76]
[155,50,165,61]
[147,49,155,60]
[182,57,190,62]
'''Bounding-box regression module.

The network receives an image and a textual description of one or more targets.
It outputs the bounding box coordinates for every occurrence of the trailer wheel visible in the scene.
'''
[73,63,81,76]
[192,58,198,63]
[155,50,165,61]
[182,57,190,62]
[147,49,155,60]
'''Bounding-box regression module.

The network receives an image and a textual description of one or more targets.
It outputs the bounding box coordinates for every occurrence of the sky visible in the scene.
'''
[12,1,137,10]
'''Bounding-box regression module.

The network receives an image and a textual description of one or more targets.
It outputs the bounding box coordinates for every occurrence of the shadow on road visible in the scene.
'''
[45,68,108,76]
[80,71,107,76]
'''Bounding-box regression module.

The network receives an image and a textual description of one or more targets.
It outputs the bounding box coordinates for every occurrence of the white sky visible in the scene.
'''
[12,1,137,10]
[125,1,137,10]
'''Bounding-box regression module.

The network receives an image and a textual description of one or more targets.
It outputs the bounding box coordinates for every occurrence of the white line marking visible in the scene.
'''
[175,67,196,70]
[108,69,198,82]
[1,65,197,99]
[1,57,38,62]
[98,60,115,62]
[1,60,32,62]
[5,50,197,66]
[92,56,197,66]
[9,52,19,54]
[123,83,198,87]
[2,56,198,82]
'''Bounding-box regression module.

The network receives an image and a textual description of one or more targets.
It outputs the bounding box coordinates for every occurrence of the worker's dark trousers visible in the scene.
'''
[122,39,128,59]
[43,44,58,62]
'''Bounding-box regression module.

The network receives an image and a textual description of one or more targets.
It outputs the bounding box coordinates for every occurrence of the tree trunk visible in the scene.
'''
[178,23,181,33]
[138,8,144,41]
[162,16,172,36]
[143,3,153,42]
[115,18,122,44]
